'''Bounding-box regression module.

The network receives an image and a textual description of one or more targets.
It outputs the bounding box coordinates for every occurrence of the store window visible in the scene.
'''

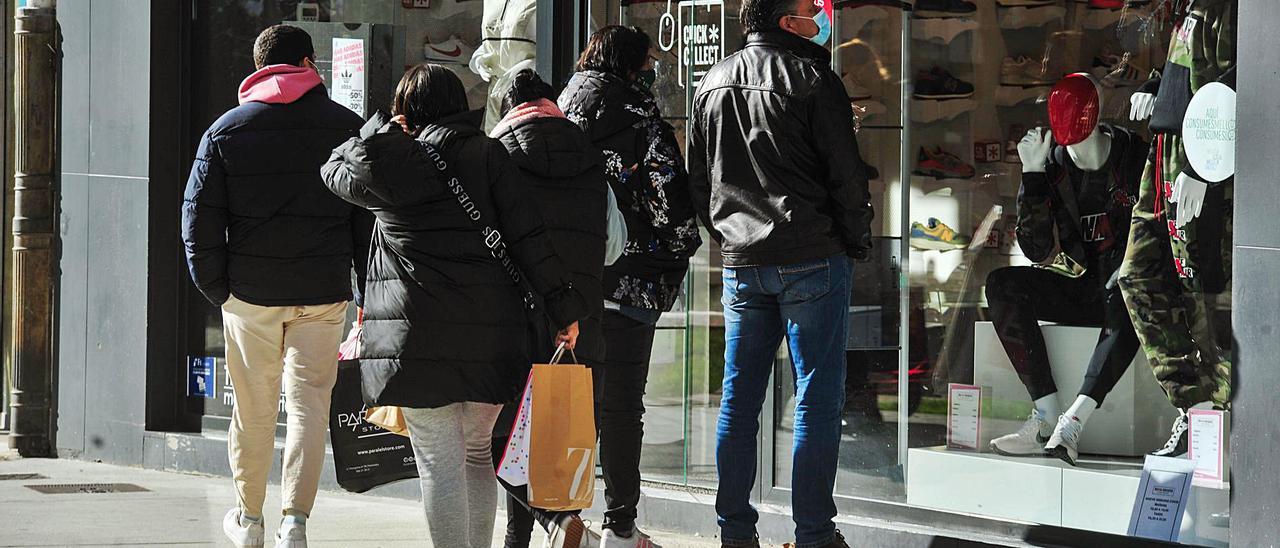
[613,0,1233,544]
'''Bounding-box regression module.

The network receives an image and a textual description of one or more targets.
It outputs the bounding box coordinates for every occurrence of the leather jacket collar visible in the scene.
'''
[745,30,832,65]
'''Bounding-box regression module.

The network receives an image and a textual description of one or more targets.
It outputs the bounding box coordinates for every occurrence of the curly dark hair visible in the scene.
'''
[740,0,798,35]
[392,64,469,130]
[500,69,556,117]
[252,25,314,69]
[575,26,651,78]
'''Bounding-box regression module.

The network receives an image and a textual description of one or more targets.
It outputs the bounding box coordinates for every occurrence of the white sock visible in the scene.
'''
[239,512,262,527]
[1065,395,1099,426]
[1033,394,1060,421]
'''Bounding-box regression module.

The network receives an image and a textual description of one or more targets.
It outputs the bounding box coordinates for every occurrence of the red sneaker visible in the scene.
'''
[913,146,976,179]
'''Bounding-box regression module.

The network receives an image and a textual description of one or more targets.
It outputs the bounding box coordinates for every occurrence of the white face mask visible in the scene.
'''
[786,9,832,46]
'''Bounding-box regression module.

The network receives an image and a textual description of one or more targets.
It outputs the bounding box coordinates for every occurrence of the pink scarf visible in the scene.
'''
[490,98,567,137]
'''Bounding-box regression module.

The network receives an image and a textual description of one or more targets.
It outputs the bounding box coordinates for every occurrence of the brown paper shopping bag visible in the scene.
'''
[527,344,597,511]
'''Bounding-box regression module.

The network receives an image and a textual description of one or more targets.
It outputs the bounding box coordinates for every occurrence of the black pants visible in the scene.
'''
[986,266,1140,405]
[598,309,659,534]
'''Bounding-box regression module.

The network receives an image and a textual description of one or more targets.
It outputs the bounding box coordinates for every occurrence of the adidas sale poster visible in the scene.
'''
[332,38,366,117]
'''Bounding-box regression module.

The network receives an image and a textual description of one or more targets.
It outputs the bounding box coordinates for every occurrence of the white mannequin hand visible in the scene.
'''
[1170,172,1208,228]
[1130,92,1156,121]
[1018,128,1053,173]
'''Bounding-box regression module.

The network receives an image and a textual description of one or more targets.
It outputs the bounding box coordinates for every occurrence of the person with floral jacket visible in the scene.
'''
[557,25,702,548]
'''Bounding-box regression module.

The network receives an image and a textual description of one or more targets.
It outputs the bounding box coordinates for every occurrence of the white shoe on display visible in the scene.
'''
[1151,409,1190,457]
[1000,56,1049,86]
[1045,414,1084,466]
[274,516,306,548]
[602,527,663,548]
[989,412,1054,456]
[841,72,874,102]
[222,508,265,547]
[424,35,475,65]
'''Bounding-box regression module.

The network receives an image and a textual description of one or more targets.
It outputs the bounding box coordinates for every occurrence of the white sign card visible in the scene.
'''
[1127,456,1196,542]
[331,38,366,117]
[1182,82,1236,182]
[1188,409,1228,487]
[676,0,724,90]
[946,384,982,450]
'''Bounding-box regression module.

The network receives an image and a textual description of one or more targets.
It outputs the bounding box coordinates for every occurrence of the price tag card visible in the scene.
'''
[947,384,982,450]
[1128,456,1196,542]
[1188,409,1229,488]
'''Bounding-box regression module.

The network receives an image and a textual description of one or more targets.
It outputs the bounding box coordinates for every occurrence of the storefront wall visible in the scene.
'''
[46,0,1276,545]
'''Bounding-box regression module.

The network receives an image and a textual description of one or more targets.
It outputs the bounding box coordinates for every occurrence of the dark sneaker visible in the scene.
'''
[1151,409,1189,457]
[783,530,850,548]
[722,538,761,548]
[914,0,978,18]
[913,146,975,179]
[914,67,975,100]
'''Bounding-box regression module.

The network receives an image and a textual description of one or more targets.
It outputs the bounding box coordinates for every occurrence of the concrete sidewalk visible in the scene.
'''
[0,450,720,547]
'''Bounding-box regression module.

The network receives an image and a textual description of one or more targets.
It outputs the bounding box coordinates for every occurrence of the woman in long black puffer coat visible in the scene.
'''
[321,64,588,548]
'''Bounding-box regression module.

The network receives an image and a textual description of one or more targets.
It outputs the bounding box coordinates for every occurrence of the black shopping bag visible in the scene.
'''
[328,359,418,493]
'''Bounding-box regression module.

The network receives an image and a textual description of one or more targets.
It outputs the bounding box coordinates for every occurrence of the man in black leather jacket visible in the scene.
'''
[687,1,872,547]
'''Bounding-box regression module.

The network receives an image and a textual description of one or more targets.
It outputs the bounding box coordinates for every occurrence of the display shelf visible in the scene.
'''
[995,84,1050,106]
[996,6,1067,29]
[1081,7,1125,30]
[910,174,979,197]
[909,98,977,124]
[910,17,978,45]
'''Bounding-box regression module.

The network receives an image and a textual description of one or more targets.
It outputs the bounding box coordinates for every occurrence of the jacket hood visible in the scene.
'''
[417,109,485,151]
[496,107,600,180]
[238,64,324,105]
[559,70,658,142]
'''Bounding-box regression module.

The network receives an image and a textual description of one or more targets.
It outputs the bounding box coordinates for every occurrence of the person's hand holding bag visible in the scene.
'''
[556,321,580,350]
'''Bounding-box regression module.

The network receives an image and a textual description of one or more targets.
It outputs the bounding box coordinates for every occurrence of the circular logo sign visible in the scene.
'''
[1182,82,1236,183]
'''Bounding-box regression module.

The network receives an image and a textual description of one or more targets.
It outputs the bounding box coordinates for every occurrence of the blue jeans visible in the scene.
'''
[716,255,852,548]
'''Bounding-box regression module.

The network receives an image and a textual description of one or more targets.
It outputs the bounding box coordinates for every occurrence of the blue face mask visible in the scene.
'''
[799,10,831,46]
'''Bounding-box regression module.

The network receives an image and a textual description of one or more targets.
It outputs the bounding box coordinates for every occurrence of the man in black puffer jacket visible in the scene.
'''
[180,26,371,546]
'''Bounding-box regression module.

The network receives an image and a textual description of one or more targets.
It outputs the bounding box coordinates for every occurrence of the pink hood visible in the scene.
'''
[238,64,323,105]
[490,99,567,137]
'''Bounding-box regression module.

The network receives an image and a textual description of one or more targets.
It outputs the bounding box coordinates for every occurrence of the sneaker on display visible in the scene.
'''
[914,67,975,99]
[990,412,1054,456]
[1088,0,1125,8]
[1000,57,1050,87]
[996,0,1056,6]
[842,72,874,102]
[1151,409,1190,457]
[909,218,971,250]
[913,0,978,18]
[1091,56,1146,87]
[222,508,265,548]
[274,516,306,548]
[602,528,663,548]
[913,146,976,179]
[424,35,475,65]
[1045,414,1084,466]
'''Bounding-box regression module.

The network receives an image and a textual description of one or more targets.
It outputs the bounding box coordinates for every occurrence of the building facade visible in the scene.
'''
[16,0,1279,545]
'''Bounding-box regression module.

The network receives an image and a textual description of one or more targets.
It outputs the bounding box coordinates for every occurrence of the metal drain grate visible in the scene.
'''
[25,483,149,494]
[0,473,45,481]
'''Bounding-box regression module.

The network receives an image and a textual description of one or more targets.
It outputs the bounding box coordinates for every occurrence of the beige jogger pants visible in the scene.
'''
[221,295,347,518]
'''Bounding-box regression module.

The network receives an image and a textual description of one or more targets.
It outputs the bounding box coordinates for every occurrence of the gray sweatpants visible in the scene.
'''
[403,402,503,548]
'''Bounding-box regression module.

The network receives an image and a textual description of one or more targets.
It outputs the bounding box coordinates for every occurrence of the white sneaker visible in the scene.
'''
[841,72,874,102]
[223,508,265,547]
[545,515,602,548]
[1045,414,1084,466]
[274,516,306,548]
[602,527,663,548]
[1151,409,1190,457]
[423,35,475,65]
[990,412,1053,456]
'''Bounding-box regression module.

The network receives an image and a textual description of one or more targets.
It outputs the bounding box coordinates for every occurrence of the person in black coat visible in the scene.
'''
[180,25,372,546]
[321,64,588,548]
[487,70,613,548]
[558,26,703,548]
